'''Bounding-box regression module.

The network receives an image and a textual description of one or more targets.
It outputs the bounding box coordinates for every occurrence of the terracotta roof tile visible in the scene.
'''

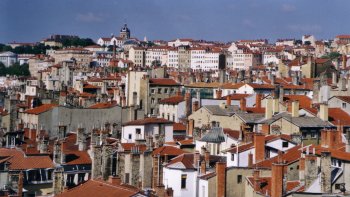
[149,78,180,86]
[152,146,186,156]
[23,104,57,115]
[123,118,173,126]
[159,96,184,104]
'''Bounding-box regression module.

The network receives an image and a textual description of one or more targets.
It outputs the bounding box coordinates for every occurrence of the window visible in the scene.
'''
[237,175,242,183]
[151,98,155,104]
[125,173,130,184]
[231,153,235,161]
[158,88,162,94]
[151,89,155,94]
[128,134,132,139]
[181,174,187,189]
[342,103,347,109]
[164,88,168,93]
[136,128,141,135]
[311,132,316,139]
[282,141,289,148]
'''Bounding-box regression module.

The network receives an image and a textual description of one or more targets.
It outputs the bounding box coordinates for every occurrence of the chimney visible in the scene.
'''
[240,98,246,111]
[279,86,284,103]
[226,96,231,106]
[305,154,318,189]
[216,89,222,99]
[265,98,273,119]
[291,100,299,117]
[271,162,285,197]
[216,162,226,197]
[340,77,347,91]
[192,101,199,112]
[272,98,279,115]
[319,103,328,121]
[256,94,262,108]
[91,145,102,179]
[254,133,265,163]
[346,130,350,152]
[194,151,200,169]
[312,79,320,104]
[343,54,347,69]
[196,90,201,108]
[200,160,206,175]
[53,141,62,164]
[18,171,23,197]
[205,150,210,167]
[320,151,332,193]
[185,91,192,117]
[102,145,113,180]
[332,72,337,86]
[248,152,253,167]
[39,138,48,154]
[132,92,137,107]
[271,74,275,85]
[299,156,305,181]
[187,119,194,136]
[253,170,260,190]
[108,175,121,185]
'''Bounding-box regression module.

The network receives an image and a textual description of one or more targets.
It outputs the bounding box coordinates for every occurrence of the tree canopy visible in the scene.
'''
[0,62,31,76]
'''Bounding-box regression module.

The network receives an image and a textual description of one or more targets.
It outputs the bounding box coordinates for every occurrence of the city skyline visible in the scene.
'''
[1,0,350,43]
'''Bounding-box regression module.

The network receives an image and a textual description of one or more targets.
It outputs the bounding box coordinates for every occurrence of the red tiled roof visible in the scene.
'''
[0,148,53,170]
[149,78,180,86]
[56,179,140,197]
[159,96,184,104]
[120,143,147,153]
[153,146,186,156]
[88,102,117,109]
[222,93,250,100]
[23,104,57,115]
[335,96,350,104]
[223,128,240,139]
[173,123,186,131]
[328,108,350,126]
[123,118,173,126]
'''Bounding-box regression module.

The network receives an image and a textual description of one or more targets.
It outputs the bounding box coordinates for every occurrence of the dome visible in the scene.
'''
[120,23,130,33]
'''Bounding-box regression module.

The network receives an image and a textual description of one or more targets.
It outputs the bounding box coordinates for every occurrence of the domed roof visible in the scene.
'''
[120,23,130,33]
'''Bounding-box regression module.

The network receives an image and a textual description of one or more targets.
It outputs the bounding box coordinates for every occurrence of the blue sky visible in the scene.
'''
[1,0,349,43]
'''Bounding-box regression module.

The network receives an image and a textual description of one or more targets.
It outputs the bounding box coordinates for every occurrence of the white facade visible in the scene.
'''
[121,123,174,143]
[0,51,18,67]
[163,168,197,197]
[168,39,193,47]
[167,49,179,68]
[158,101,185,123]
[145,47,168,66]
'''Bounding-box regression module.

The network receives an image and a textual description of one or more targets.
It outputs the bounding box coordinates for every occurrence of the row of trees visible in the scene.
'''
[0,37,96,55]
[0,62,30,76]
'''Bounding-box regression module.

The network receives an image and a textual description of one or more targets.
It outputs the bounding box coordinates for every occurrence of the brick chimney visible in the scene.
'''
[108,175,121,185]
[200,160,206,175]
[271,162,285,197]
[256,94,262,108]
[319,103,328,121]
[205,150,210,167]
[320,151,331,193]
[265,98,273,119]
[216,89,222,99]
[240,98,246,111]
[18,171,23,197]
[253,170,260,190]
[216,162,226,197]
[185,91,192,117]
[226,95,231,106]
[254,133,265,163]
[291,100,299,117]
[343,54,347,69]
[187,119,194,136]
[305,154,318,189]
[194,151,200,169]
[248,152,253,167]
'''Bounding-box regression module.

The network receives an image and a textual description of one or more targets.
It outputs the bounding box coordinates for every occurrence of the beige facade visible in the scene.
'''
[188,107,236,129]
[51,48,92,67]
[128,47,144,66]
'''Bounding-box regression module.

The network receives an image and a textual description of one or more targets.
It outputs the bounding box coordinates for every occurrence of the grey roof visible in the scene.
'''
[259,112,333,128]
[200,127,226,143]
[204,105,239,116]
[235,112,265,124]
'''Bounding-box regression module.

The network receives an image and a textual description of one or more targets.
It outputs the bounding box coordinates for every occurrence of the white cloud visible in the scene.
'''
[287,24,322,33]
[76,12,103,23]
[281,4,296,12]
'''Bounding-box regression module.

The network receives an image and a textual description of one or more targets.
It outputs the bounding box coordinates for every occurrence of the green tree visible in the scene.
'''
[0,62,30,76]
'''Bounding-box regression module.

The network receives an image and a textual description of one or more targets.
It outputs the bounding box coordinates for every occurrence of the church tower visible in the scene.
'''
[120,23,130,40]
